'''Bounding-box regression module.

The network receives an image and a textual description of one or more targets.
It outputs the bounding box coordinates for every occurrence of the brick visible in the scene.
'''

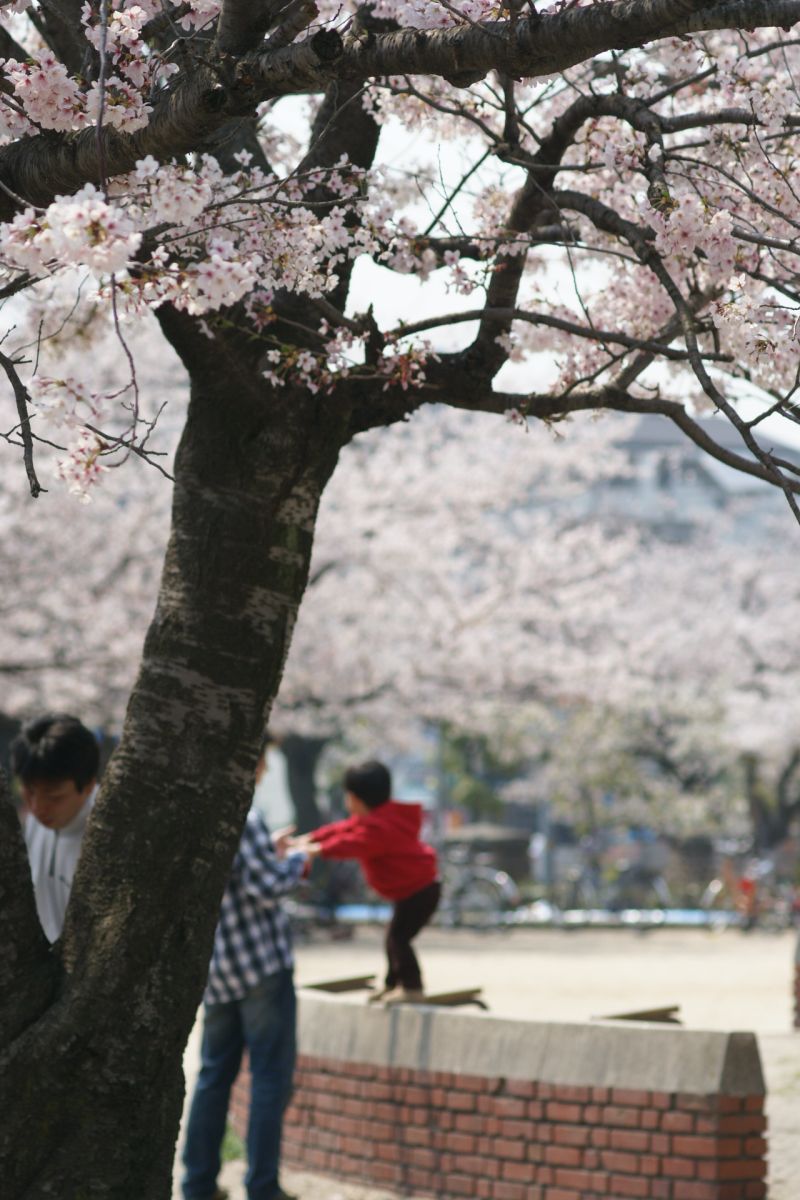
[448,1090,477,1112]
[671,1184,719,1200]
[501,1161,536,1183]
[554,1168,609,1191]
[662,1156,697,1178]
[407,1168,433,1191]
[554,1084,593,1103]
[662,1110,695,1133]
[492,1183,528,1200]
[718,1115,767,1135]
[444,1132,477,1154]
[494,1137,525,1161]
[714,1159,768,1181]
[744,1136,768,1156]
[745,1095,765,1112]
[675,1094,717,1113]
[458,1073,493,1092]
[609,1175,650,1197]
[546,1102,583,1122]
[455,1114,484,1133]
[611,1088,651,1106]
[372,1162,404,1185]
[369,1121,394,1141]
[409,1147,437,1169]
[601,1105,641,1128]
[600,1150,640,1174]
[544,1145,582,1167]
[609,1129,650,1152]
[498,1119,531,1139]
[553,1124,591,1148]
[504,1079,538,1098]
[462,1155,500,1178]
[447,1174,478,1195]
[652,1183,671,1199]
[493,1096,528,1117]
[403,1125,432,1146]
[672,1135,741,1158]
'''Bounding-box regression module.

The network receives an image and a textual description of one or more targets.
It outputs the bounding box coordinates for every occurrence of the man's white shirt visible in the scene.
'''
[24,792,95,942]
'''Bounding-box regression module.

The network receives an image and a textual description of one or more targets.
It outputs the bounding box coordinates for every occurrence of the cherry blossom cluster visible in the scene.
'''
[1,182,142,274]
[650,192,738,279]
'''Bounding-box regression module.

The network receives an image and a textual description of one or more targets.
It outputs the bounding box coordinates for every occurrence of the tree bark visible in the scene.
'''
[0,318,352,1199]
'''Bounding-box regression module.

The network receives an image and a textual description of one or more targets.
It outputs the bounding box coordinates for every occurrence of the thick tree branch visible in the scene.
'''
[391,305,733,363]
[2,0,800,218]
[216,0,313,55]
[410,371,800,494]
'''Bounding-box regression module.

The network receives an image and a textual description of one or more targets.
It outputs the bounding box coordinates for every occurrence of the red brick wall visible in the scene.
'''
[230,1053,767,1200]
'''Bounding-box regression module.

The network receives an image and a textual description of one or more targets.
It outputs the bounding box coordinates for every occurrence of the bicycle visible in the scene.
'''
[556,860,672,913]
[436,846,521,930]
[700,856,800,932]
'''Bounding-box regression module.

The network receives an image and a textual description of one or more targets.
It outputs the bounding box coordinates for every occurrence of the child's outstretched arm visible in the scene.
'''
[305,818,375,860]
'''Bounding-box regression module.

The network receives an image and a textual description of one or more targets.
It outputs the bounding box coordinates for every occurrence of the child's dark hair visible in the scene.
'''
[344,760,392,809]
[11,713,100,790]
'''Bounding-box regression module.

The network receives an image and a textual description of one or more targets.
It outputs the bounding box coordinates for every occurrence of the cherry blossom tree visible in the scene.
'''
[2,0,800,1195]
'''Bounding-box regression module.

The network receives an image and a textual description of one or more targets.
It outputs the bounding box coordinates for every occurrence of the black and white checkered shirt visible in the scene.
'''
[205,809,307,1005]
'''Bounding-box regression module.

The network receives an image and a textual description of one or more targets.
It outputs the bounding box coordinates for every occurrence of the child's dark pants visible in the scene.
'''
[385,880,441,990]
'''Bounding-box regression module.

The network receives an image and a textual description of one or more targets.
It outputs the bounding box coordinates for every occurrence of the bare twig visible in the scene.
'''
[0,350,43,497]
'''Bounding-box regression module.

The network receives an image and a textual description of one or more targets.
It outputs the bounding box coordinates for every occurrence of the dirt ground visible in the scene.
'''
[174,925,800,1199]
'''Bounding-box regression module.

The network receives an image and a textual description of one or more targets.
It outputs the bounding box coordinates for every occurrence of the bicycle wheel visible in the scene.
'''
[451,876,508,930]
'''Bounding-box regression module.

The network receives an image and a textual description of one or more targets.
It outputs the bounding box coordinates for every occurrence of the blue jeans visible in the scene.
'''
[182,969,296,1200]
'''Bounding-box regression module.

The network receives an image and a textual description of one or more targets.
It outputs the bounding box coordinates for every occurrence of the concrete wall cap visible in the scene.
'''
[296,991,764,1096]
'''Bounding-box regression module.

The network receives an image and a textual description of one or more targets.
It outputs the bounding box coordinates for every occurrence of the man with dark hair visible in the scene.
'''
[11,712,100,942]
[297,760,440,1004]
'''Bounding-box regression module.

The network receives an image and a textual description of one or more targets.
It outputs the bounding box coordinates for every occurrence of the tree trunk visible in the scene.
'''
[279,732,329,833]
[0,320,351,1199]
[742,751,800,853]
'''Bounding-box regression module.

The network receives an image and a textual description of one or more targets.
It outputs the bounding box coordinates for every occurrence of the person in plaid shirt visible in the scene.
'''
[182,744,308,1200]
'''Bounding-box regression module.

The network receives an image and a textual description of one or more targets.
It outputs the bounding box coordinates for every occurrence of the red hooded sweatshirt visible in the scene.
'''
[312,801,438,902]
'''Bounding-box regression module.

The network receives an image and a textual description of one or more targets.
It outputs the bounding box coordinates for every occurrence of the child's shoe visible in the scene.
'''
[382,986,425,1005]
[367,986,392,1004]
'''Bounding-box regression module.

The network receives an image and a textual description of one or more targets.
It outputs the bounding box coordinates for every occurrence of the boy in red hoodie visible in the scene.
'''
[302,760,439,1004]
